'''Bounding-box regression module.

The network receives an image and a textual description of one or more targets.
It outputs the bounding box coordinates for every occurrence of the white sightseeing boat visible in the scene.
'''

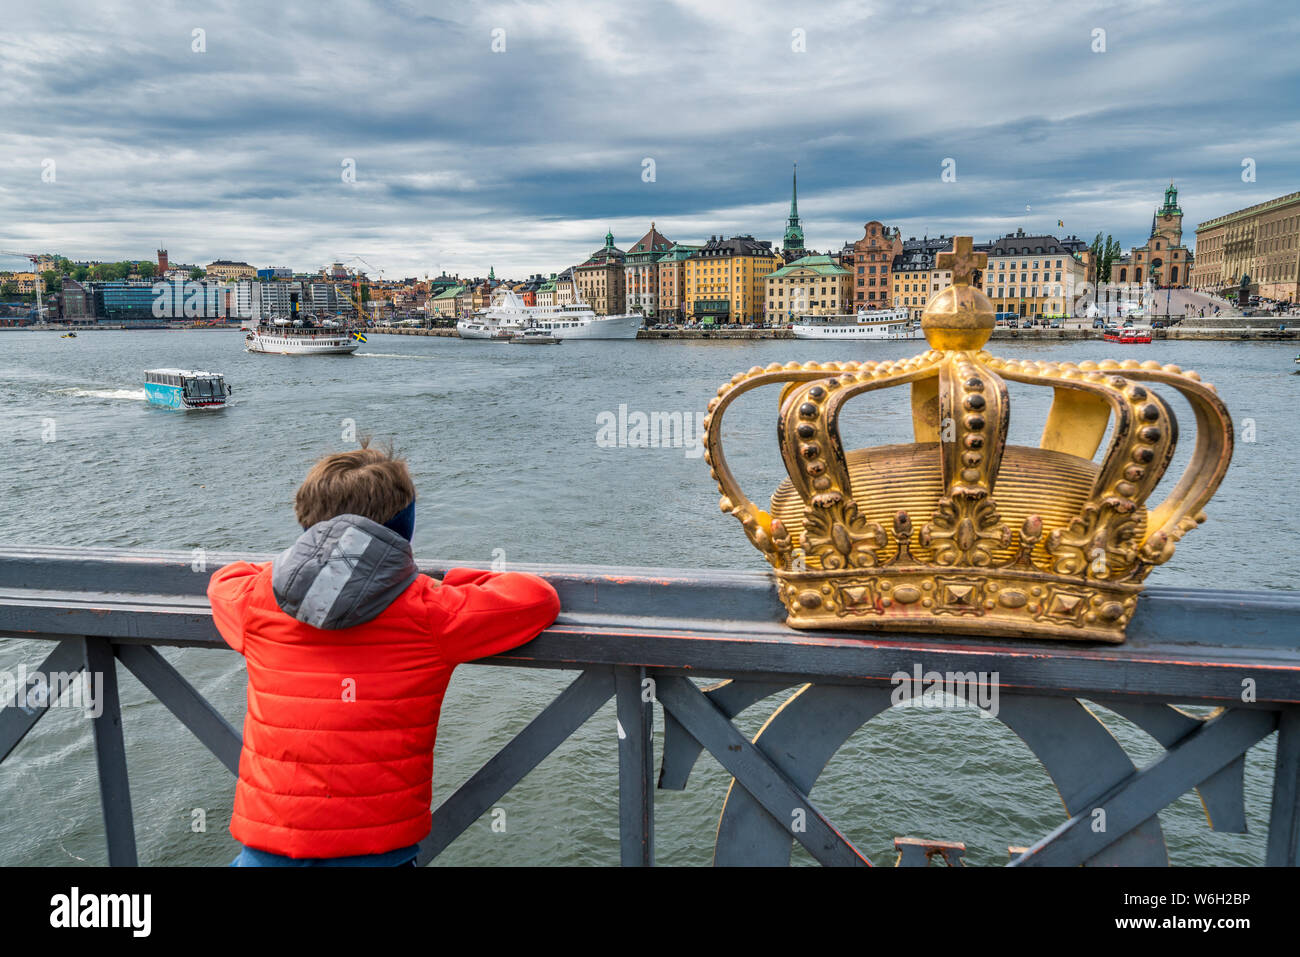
[245,317,360,355]
[790,308,921,340]
[457,292,642,340]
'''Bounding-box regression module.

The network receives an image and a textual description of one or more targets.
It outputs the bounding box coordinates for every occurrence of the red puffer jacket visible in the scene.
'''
[207,515,560,859]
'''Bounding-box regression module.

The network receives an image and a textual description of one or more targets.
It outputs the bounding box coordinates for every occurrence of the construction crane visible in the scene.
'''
[344,254,383,325]
[0,249,48,320]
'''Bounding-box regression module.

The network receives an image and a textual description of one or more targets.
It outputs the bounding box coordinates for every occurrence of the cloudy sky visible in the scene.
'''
[2,0,1297,280]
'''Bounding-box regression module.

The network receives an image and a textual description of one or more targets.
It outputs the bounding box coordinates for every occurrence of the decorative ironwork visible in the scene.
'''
[1,547,1299,866]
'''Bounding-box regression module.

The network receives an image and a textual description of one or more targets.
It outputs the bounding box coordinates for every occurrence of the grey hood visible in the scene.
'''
[272,514,418,630]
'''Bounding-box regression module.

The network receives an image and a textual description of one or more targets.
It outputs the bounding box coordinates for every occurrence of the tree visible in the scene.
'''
[189,267,205,281]
[1,281,16,299]
[41,270,60,292]
[136,261,157,280]
[72,265,89,282]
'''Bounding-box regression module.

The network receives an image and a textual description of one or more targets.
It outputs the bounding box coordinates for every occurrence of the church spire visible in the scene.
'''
[783,163,805,255]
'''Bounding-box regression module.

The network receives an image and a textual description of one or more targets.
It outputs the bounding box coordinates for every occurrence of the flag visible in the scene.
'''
[351,331,367,342]
[1057,220,1064,228]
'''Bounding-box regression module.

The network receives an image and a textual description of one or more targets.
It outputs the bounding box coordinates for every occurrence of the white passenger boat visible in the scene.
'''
[457,292,641,340]
[790,308,920,340]
[245,317,360,355]
[144,369,231,409]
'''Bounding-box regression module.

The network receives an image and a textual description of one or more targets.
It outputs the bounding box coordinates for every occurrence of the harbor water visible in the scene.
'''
[1,329,1296,866]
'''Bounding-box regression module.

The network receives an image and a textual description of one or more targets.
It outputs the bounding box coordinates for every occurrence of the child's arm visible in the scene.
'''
[429,568,561,665]
[206,561,266,654]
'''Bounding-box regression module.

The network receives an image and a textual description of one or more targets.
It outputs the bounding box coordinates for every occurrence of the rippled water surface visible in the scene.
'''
[1,329,1295,865]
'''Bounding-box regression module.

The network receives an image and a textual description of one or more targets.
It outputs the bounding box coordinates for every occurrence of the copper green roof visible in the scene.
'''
[433,285,462,299]
[766,254,848,278]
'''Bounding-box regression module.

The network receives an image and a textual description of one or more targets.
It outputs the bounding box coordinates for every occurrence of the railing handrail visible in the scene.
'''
[2,545,1299,704]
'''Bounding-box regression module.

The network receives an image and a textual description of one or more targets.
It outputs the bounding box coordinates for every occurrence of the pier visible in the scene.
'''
[2,546,1299,866]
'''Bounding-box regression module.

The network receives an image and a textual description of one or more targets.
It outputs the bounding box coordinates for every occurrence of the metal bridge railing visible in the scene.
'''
[2,545,1299,866]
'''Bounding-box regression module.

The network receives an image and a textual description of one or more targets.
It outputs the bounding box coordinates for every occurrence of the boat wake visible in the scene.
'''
[354,352,438,360]
[55,387,147,401]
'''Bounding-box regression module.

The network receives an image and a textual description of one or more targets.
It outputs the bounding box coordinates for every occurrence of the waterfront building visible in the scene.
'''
[260,281,294,316]
[891,248,936,321]
[1192,189,1300,302]
[656,243,702,322]
[764,254,852,319]
[157,249,168,276]
[256,266,293,281]
[205,260,256,281]
[683,235,782,324]
[554,267,576,306]
[981,229,1088,318]
[850,222,902,309]
[623,223,673,318]
[58,278,98,323]
[536,275,556,308]
[1114,183,1193,288]
[11,272,42,294]
[781,165,805,261]
[430,285,463,320]
[575,231,626,315]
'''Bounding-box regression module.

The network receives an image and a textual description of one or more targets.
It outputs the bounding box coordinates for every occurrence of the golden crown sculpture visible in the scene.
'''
[703,238,1233,643]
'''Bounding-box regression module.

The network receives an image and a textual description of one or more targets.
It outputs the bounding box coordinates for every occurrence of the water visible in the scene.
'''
[1,329,1296,866]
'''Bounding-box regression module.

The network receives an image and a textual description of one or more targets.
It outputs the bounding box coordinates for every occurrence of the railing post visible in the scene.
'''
[1267,709,1300,866]
[83,637,137,866]
[615,666,654,866]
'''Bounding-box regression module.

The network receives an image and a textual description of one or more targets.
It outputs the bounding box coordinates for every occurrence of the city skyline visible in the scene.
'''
[2,0,1298,278]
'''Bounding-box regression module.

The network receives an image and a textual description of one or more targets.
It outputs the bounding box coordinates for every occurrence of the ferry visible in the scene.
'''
[144,369,231,409]
[790,308,920,340]
[1103,327,1152,344]
[509,328,561,345]
[244,291,360,355]
[246,320,361,355]
[457,291,641,340]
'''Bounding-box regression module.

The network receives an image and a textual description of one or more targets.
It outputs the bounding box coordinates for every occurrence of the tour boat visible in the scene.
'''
[245,317,360,355]
[509,327,561,345]
[60,332,76,339]
[790,308,920,340]
[1103,328,1152,344]
[144,369,231,409]
[457,291,641,340]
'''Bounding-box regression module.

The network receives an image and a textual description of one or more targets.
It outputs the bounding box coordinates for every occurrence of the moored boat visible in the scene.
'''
[144,369,231,409]
[509,328,561,344]
[1103,327,1152,344]
[457,291,641,339]
[790,308,919,340]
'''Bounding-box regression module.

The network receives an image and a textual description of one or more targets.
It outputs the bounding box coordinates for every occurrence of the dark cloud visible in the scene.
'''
[1,0,1297,277]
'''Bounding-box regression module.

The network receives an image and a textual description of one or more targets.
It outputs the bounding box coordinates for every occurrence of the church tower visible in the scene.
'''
[782,164,805,259]
[1154,181,1183,247]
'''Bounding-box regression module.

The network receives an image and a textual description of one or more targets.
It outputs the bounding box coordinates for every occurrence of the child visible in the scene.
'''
[208,443,560,866]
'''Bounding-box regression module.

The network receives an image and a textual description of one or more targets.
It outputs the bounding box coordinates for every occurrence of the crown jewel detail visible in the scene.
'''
[703,237,1233,643]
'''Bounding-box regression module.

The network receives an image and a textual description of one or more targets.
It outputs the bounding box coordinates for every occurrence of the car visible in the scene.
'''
[1093,318,1106,329]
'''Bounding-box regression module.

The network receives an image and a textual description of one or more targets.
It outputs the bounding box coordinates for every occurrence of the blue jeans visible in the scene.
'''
[230,843,419,867]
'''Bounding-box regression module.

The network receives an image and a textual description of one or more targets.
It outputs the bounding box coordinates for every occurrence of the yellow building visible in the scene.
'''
[1193,189,1300,302]
[981,230,1089,318]
[205,260,256,281]
[765,255,852,319]
[683,235,782,324]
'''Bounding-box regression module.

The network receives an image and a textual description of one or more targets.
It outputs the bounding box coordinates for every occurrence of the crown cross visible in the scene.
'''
[936,236,986,285]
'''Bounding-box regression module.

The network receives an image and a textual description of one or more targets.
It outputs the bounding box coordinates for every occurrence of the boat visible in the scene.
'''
[509,328,561,345]
[457,291,642,340]
[245,292,360,355]
[144,369,231,409]
[60,331,77,339]
[1103,327,1152,344]
[790,308,920,340]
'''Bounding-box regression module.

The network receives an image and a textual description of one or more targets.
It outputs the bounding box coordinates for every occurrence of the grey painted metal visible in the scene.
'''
[416,668,615,866]
[1012,708,1277,866]
[1266,710,1300,866]
[654,675,870,867]
[4,548,1300,707]
[83,637,137,867]
[0,638,83,762]
[615,667,654,866]
[1098,699,1247,833]
[1,547,1299,867]
[659,679,794,791]
[114,644,242,776]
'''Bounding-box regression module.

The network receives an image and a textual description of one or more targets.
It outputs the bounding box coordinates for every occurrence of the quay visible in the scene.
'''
[2,546,1299,867]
